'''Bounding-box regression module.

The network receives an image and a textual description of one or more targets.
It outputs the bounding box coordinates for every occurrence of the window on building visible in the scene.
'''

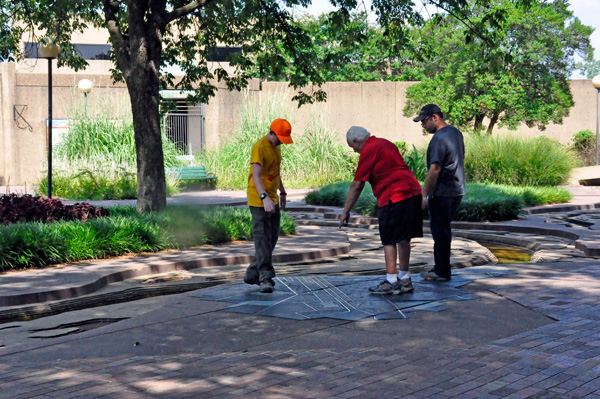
[206,46,241,62]
[24,42,111,60]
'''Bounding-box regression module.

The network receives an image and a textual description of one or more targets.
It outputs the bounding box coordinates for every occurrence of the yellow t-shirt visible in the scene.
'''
[247,136,282,207]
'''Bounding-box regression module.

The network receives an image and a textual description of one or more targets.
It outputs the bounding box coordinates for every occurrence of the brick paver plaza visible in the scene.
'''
[1,187,600,398]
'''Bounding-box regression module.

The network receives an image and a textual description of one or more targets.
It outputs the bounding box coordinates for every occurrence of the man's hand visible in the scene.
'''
[421,196,428,210]
[263,196,275,213]
[339,211,350,229]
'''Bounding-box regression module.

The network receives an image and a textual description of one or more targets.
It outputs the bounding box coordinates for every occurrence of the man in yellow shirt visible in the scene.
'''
[244,118,293,293]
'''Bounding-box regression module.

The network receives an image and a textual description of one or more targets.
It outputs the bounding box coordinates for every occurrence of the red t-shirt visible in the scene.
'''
[354,136,422,207]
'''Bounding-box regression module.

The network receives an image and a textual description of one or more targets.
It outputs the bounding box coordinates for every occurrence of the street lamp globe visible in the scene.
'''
[38,38,60,59]
[78,79,94,94]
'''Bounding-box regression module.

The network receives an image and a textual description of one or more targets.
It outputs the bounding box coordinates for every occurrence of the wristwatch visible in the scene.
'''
[260,193,268,201]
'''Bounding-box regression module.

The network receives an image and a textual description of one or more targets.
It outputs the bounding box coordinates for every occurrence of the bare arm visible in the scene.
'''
[421,163,442,209]
[339,180,366,228]
[252,163,275,212]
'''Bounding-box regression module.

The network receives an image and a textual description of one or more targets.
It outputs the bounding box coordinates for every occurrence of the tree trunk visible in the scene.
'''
[474,113,485,132]
[126,69,166,212]
[487,112,499,135]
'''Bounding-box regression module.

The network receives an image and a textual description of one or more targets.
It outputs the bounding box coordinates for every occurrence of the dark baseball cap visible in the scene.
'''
[413,104,443,122]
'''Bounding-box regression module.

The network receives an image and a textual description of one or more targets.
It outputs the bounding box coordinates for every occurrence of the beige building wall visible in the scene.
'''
[0,64,129,186]
[2,68,599,186]
[259,80,599,149]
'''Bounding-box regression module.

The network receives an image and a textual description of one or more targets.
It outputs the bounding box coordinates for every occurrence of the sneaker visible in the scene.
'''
[259,280,274,293]
[397,278,414,294]
[420,269,451,282]
[369,278,414,295]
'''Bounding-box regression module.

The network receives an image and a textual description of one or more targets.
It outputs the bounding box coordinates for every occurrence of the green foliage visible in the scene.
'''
[38,102,186,199]
[305,181,373,206]
[570,130,597,166]
[402,145,428,182]
[572,130,596,151]
[393,142,428,181]
[575,59,600,78]
[464,135,577,186]
[454,195,522,222]
[0,206,296,271]
[249,12,419,82]
[204,92,357,190]
[479,184,572,207]
[404,0,594,134]
[306,181,571,222]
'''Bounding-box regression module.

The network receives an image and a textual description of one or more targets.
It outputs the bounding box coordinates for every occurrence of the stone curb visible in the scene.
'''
[298,203,600,257]
[0,226,350,308]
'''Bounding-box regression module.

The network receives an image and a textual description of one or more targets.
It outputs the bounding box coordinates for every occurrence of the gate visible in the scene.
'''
[162,102,206,156]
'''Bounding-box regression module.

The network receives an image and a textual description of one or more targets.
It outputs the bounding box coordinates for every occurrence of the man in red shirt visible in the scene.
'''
[340,126,423,294]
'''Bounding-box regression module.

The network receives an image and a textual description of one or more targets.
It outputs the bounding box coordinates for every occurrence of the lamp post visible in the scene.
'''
[77,79,94,117]
[38,38,61,199]
[593,76,600,166]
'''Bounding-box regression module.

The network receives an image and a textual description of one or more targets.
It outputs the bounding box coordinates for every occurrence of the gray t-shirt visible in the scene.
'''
[426,125,466,197]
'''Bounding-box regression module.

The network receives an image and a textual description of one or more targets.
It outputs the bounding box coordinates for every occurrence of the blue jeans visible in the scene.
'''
[245,205,281,283]
[428,195,462,278]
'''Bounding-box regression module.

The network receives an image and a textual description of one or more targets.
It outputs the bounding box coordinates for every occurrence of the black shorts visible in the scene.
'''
[377,194,423,246]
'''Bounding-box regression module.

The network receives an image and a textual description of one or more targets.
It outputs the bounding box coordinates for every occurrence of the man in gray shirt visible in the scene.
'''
[413,104,466,281]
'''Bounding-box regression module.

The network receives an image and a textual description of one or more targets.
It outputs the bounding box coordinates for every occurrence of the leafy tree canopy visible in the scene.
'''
[403,0,595,134]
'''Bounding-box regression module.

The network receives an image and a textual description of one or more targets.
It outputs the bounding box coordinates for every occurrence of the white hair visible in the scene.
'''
[346,126,371,143]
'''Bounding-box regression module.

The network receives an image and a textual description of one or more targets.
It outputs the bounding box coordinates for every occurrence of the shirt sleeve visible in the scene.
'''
[354,145,376,182]
[428,136,447,166]
[250,140,264,165]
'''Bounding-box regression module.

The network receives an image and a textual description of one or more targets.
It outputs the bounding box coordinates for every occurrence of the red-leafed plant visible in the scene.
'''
[0,194,109,225]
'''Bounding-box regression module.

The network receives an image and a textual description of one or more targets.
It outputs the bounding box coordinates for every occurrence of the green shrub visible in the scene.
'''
[305,181,571,222]
[480,183,572,206]
[393,141,407,153]
[402,144,428,181]
[0,206,296,271]
[38,105,187,199]
[38,165,180,200]
[204,91,357,190]
[571,130,597,166]
[572,130,596,151]
[465,135,577,186]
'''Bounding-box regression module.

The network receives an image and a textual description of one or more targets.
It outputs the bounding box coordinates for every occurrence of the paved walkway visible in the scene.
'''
[1,186,600,398]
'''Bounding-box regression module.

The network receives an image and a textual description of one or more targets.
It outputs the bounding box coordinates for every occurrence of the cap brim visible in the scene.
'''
[277,135,293,144]
[413,113,427,122]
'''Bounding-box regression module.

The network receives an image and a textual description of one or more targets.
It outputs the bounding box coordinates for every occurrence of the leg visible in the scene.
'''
[383,245,398,275]
[397,241,411,273]
[428,196,462,278]
[245,206,276,284]
[259,207,281,282]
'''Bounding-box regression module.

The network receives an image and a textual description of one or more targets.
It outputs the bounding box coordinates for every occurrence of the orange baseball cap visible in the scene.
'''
[270,118,293,144]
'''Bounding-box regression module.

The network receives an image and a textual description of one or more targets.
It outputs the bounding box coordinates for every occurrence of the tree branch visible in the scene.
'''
[425,0,494,47]
[164,0,214,26]
[102,0,131,73]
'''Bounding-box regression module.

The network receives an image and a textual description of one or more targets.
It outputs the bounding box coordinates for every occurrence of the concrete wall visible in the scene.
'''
[259,79,599,148]
[1,66,599,186]
[0,63,129,186]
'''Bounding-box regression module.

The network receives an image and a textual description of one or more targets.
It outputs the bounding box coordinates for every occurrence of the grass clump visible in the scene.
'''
[465,135,577,186]
[0,206,296,271]
[38,97,186,199]
[204,91,357,190]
